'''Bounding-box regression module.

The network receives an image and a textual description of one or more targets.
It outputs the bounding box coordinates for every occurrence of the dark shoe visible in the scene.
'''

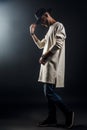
[65,111,74,128]
[37,117,57,127]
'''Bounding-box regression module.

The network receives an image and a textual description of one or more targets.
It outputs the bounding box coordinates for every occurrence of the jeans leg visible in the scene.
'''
[44,84,56,119]
[43,83,70,116]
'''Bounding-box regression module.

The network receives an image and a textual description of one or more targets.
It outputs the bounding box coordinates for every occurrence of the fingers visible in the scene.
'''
[39,57,46,65]
[30,24,36,29]
[29,24,37,34]
[39,60,45,65]
[32,23,37,28]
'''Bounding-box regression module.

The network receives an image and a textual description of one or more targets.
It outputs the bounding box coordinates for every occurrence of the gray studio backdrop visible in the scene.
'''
[0,0,86,106]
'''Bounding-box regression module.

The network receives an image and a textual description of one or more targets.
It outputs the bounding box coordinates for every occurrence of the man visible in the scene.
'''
[29,8,74,128]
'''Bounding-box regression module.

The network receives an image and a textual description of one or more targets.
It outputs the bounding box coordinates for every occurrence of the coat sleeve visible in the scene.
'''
[34,38,46,49]
[49,23,66,53]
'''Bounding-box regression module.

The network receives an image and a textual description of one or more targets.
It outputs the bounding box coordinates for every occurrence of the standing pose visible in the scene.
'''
[29,8,74,128]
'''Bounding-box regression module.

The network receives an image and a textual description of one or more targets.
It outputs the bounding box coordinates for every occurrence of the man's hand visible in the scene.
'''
[29,24,36,35]
[39,57,47,65]
[39,51,53,65]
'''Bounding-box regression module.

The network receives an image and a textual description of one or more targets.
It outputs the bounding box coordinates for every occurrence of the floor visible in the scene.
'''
[0,102,87,130]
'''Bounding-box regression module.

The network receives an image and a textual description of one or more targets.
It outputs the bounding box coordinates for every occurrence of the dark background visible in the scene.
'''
[0,0,87,116]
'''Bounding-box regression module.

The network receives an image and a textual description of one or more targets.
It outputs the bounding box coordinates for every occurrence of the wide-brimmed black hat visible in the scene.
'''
[35,8,52,24]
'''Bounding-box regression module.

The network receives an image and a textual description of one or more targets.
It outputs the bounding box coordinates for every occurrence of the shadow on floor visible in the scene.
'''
[55,124,87,130]
[0,123,87,130]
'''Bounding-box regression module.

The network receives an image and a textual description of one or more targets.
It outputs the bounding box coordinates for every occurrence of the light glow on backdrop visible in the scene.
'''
[0,1,29,63]
[0,3,12,61]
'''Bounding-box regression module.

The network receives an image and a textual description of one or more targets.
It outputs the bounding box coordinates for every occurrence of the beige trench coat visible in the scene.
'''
[35,22,66,88]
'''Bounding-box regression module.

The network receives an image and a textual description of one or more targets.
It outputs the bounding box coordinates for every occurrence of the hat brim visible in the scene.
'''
[36,18,42,25]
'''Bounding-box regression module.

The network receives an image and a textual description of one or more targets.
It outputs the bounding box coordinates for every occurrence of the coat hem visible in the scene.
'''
[38,80,64,88]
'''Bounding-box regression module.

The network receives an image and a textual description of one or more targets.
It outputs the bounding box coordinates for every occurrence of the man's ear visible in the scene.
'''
[44,12,49,17]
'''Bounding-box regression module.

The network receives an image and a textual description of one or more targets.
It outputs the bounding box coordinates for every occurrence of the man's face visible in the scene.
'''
[40,13,49,27]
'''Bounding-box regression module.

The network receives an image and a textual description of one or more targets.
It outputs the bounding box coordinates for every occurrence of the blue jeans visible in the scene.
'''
[43,83,69,119]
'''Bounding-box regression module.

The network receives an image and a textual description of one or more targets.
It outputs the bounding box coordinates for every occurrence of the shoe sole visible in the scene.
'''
[67,112,74,129]
[37,123,57,127]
